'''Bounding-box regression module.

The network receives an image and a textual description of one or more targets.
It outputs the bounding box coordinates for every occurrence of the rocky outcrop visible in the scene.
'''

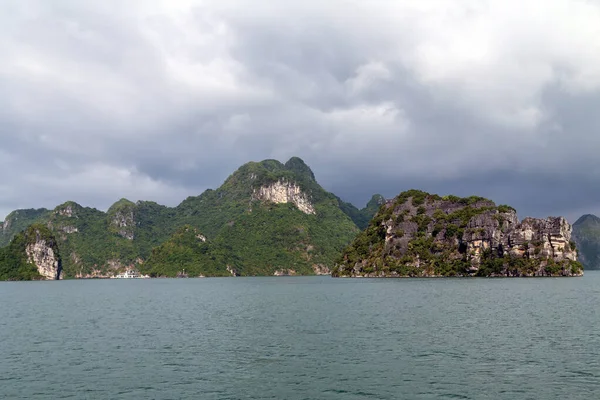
[312,264,331,275]
[273,268,297,276]
[335,190,582,278]
[58,225,78,234]
[24,226,62,280]
[107,200,136,240]
[110,210,135,240]
[57,205,74,217]
[253,180,316,215]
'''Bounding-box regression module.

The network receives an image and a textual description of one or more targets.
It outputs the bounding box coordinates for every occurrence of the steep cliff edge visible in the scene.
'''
[333,190,582,278]
[0,224,62,280]
[252,180,316,214]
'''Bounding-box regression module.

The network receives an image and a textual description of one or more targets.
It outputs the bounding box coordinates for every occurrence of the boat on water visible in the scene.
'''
[112,269,148,279]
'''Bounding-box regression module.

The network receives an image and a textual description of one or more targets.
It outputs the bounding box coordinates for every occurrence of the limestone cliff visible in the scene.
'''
[25,227,62,280]
[0,224,62,280]
[273,268,297,276]
[252,179,316,215]
[334,190,582,278]
[312,264,331,275]
[107,199,137,240]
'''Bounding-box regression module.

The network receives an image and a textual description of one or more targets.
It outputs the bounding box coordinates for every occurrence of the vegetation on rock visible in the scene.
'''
[141,226,235,277]
[0,157,364,278]
[0,224,60,280]
[336,194,386,230]
[333,190,583,278]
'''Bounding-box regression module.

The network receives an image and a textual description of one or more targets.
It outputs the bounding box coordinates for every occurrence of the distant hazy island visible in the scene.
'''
[333,190,583,278]
[572,214,600,270]
[0,158,584,280]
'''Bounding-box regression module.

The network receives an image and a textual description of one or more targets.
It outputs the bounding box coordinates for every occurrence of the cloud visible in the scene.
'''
[1,0,600,223]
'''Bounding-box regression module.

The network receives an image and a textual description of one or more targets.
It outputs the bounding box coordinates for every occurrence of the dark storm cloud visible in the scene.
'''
[2,0,600,223]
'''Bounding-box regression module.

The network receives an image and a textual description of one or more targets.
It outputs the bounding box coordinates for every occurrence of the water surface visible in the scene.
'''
[2,273,600,399]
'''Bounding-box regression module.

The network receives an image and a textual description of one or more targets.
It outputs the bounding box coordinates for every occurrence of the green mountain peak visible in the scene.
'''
[108,198,136,210]
[574,214,600,226]
[284,156,316,181]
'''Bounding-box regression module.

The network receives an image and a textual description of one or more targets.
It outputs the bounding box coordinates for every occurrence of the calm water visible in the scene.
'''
[2,273,600,399]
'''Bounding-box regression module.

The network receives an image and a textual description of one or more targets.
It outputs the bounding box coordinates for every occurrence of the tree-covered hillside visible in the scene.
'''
[166,157,361,276]
[0,157,369,277]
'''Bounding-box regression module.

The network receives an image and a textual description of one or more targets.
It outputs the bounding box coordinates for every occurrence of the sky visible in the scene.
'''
[2,0,600,223]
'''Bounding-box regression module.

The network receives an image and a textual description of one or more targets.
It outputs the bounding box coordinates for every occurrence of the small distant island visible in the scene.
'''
[333,190,583,278]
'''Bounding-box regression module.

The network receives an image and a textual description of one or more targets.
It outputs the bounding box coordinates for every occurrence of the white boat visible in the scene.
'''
[113,269,142,279]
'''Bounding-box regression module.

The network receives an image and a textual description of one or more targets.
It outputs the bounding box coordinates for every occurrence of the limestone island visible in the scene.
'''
[332,190,583,278]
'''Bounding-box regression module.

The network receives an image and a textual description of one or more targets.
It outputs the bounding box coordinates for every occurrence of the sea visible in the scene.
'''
[1,272,600,399]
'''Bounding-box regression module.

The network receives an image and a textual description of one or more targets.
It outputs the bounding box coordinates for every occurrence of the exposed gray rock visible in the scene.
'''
[336,191,582,278]
[252,179,316,214]
[273,269,297,276]
[25,228,62,280]
[312,264,331,275]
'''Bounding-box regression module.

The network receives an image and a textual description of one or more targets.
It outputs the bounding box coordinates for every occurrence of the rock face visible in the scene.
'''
[273,268,297,276]
[312,264,331,275]
[57,204,76,218]
[107,199,136,240]
[253,180,316,215]
[110,209,135,240]
[334,190,582,278]
[24,225,62,280]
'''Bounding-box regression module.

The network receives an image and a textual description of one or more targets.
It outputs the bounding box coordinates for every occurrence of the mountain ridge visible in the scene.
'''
[0,157,380,278]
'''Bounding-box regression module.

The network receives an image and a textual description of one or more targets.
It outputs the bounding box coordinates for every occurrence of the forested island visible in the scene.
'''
[0,158,584,280]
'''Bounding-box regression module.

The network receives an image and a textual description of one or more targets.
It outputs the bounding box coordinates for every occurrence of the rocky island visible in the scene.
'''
[333,190,583,278]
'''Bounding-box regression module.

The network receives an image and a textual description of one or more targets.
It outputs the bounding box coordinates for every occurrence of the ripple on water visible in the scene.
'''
[1,274,600,399]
